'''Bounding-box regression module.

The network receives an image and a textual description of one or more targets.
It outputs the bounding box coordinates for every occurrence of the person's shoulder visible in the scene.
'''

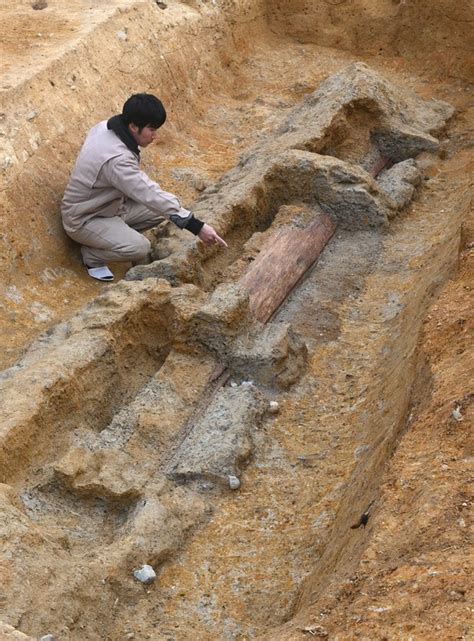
[86,121,130,153]
[88,119,107,132]
[84,120,109,142]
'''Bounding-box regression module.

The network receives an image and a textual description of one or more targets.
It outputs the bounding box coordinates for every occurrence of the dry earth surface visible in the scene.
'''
[0,1,473,640]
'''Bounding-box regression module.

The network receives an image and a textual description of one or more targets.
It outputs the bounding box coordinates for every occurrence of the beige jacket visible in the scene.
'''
[61,120,191,233]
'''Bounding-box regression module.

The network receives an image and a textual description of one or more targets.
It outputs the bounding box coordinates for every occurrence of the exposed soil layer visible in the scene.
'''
[0,1,473,640]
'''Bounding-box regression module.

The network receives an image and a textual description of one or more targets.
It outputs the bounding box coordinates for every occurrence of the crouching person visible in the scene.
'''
[61,93,226,281]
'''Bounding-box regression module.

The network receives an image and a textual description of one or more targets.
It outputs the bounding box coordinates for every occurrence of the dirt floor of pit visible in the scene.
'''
[1,1,473,640]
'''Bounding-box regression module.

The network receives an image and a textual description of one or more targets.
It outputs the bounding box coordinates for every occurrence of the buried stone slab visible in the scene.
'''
[190,282,251,350]
[376,158,422,210]
[264,150,396,228]
[126,249,205,287]
[281,61,455,164]
[228,322,308,389]
[166,386,267,487]
[189,283,308,388]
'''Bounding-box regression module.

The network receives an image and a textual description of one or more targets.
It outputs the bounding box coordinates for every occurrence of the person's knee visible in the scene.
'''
[131,235,151,261]
[120,235,151,262]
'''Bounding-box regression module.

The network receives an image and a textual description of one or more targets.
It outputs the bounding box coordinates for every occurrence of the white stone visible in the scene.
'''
[133,564,156,584]
[116,30,128,41]
[268,401,279,414]
[228,475,240,490]
[452,405,463,421]
[0,155,13,170]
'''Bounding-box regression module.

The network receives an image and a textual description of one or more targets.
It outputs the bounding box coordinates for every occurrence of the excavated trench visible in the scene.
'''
[1,2,472,640]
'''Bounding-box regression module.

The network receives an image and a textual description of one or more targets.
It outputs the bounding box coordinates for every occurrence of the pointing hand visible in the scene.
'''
[198,223,228,247]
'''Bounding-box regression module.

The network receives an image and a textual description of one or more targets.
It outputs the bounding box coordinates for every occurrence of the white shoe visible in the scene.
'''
[85,265,114,281]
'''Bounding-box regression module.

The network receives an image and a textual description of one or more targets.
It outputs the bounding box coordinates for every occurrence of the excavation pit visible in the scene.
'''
[0,2,472,640]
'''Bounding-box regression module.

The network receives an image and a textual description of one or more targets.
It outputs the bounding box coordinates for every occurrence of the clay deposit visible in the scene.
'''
[0,1,472,640]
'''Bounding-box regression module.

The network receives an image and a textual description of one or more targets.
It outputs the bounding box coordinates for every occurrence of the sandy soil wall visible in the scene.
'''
[267,0,474,84]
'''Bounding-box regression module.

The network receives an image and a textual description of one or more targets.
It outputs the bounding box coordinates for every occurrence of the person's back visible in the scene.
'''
[61,120,131,234]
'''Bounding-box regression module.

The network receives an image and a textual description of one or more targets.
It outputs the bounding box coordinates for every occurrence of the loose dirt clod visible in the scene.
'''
[31,0,47,10]
[167,386,267,486]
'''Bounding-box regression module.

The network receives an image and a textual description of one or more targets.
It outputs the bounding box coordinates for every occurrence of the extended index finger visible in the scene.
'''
[215,234,228,248]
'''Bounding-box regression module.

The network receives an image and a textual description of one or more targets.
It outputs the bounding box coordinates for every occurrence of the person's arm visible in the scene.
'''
[101,154,225,245]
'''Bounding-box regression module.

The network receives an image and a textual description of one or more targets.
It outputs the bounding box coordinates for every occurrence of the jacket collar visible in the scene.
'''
[107,115,140,157]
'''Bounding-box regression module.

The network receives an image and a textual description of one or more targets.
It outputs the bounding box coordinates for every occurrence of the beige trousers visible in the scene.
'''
[67,200,165,268]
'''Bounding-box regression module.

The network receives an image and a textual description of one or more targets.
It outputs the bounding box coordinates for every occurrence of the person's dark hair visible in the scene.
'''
[122,93,167,130]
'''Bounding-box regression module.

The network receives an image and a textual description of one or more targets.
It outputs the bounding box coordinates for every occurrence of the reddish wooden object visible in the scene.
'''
[238,212,337,323]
